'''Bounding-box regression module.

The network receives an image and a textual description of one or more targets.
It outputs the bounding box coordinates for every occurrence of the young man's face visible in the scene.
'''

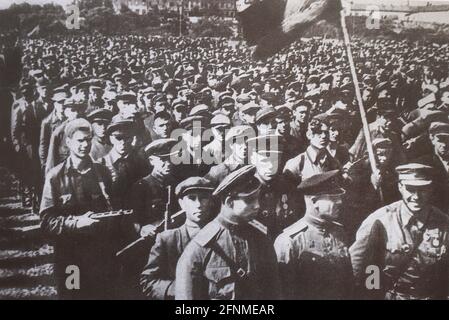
[179,191,213,226]
[257,117,276,136]
[398,183,433,214]
[153,117,171,138]
[275,117,289,136]
[228,190,260,222]
[173,107,186,123]
[67,130,92,159]
[110,132,133,156]
[431,134,449,160]
[329,125,340,143]
[308,193,344,221]
[92,122,108,139]
[293,106,308,124]
[154,102,168,113]
[252,153,279,182]
[150,156,173,176]
[375,146,393,168]
[308,123,329,149]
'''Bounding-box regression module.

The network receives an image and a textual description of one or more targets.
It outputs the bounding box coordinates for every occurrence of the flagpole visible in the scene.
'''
[339,8,384,202]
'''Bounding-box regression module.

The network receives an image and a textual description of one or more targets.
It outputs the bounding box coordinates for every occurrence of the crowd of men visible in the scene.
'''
[2,34,449,300]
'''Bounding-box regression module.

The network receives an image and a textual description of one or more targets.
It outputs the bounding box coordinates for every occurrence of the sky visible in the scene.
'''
[2,0,449,10]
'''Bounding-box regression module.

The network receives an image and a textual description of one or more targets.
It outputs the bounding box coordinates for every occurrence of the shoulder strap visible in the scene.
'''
[209,242,247,279]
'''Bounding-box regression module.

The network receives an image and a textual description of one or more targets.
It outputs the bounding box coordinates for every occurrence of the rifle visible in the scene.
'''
[115,210,185,258]
[89,209,133,220]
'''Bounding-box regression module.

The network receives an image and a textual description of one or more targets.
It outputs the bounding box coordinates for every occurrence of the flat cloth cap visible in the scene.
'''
[213,165,261,198]
[107,119,135,136]
[298,170,344,196]
[175,177,215,197]
[144,138,178,158]
[225,125,255,143]
[255,106,276,123]
[396,163,433,186]
[87,109,113,123]
[116,93,137,104]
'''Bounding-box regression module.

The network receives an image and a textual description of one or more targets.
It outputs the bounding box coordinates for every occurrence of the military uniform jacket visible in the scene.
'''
[350,201,449,300]
[130,174,177,227]
[283,145,341,184]
[39,157,117,299]
[175,216,281,300]
[101,149,148,209]
[274,216,354,300]
[140,223,196,300]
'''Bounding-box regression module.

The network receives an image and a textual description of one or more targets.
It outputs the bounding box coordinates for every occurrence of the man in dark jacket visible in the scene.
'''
[140,176,215,300]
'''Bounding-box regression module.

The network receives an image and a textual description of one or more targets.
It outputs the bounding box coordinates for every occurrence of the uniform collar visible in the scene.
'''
[217,214,247,233]
[400,202,429,231]
[304,214,343,230]
[109,148,129,164]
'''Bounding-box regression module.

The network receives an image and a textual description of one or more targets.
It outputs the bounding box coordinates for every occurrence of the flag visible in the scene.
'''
[236,0,342,59]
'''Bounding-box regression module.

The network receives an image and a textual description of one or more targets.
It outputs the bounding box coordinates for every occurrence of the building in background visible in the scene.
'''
[113,0,236,17]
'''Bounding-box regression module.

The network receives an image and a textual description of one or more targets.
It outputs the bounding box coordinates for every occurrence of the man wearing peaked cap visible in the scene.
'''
[131,138,179,250]
[274,170,354,300]
[247,134,298,237]
[87,109,113,161]
[175,114,212,182]
[217,95,235,118]
[101,119,149,210]
[175,165,281,300]
[205,125,255,186]
[203,113,231,164]
[171,99,188,125]
[255,106,277,136]
[141,176,215,300]
[350,162,449,300]
[414,121,449,211]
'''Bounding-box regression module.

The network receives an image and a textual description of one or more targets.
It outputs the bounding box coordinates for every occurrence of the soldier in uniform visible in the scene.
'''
[175,165,281,300]
[416,122,449,212]
[140,177,215,300]
[100,119,148,210]
[40,118,118,299]
[87,109,112,161]
[249,134,296,238]
[274,170,354,300]
[350,163,449,300]
[131,138,179,239]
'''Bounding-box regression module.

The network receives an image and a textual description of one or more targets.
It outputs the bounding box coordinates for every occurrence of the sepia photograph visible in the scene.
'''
[1,0,449,303]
